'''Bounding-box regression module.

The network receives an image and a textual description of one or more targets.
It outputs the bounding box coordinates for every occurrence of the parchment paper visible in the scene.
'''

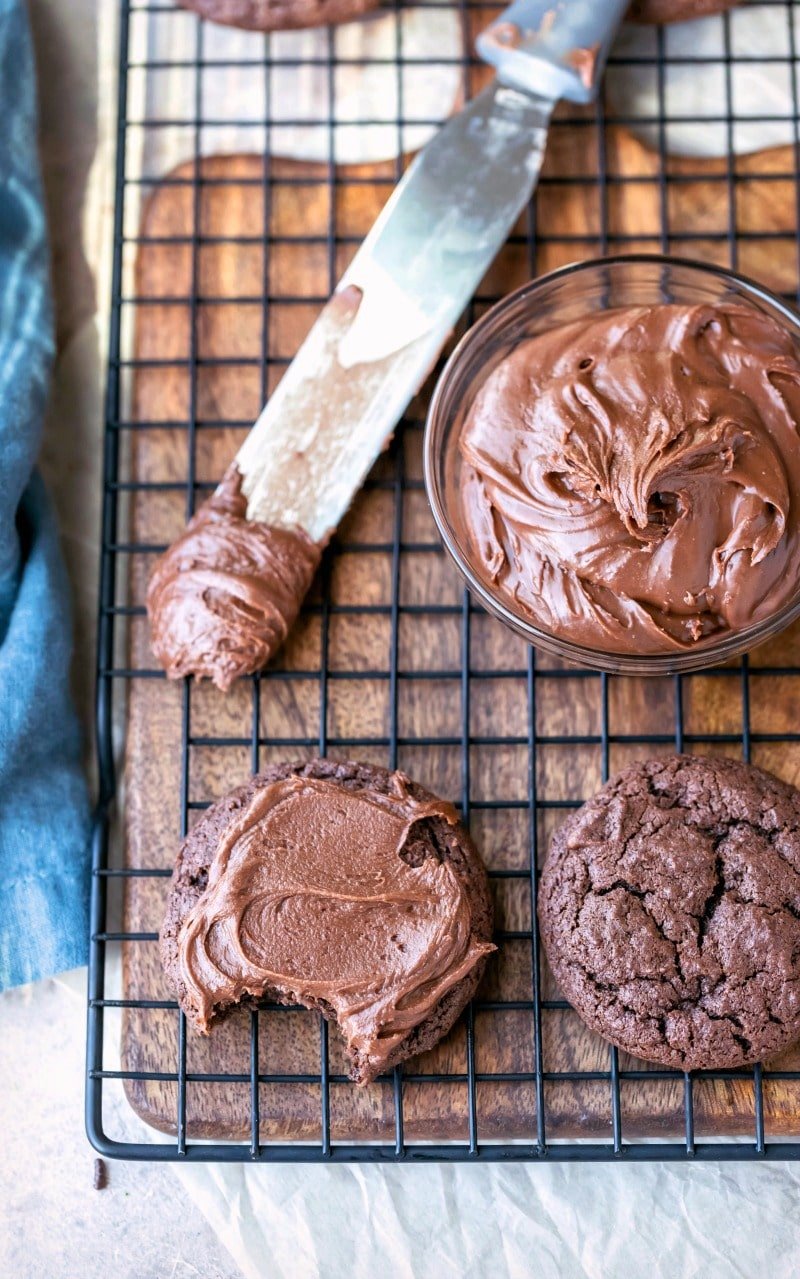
[132,0,800,170]
[133,0,462,172]
[171,1153,800,1278]
[608,5,800,158]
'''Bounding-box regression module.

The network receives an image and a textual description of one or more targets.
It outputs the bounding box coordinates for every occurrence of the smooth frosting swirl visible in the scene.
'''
[147,464,320,690]
[456,302,800,654]
[176,773,495,1079]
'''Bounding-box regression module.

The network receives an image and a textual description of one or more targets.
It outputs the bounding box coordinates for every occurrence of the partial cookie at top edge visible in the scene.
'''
[176,0,380,33]
[627,0,738,23]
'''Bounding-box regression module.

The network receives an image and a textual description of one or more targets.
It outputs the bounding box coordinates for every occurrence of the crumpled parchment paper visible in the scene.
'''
[171,1154,800,1279]
[133,0,462,171]
[608,5,800,157]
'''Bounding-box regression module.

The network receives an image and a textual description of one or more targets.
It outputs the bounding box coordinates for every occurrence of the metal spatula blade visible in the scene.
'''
[336,81,552,369]
[236,0,629,539]
[237,0,629,541]
[237,82,551,538]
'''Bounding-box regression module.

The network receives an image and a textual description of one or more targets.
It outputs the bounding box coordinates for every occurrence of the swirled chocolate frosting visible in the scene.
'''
[455,302,800,655]
[175,772,494,1080]
[147,465,320,690]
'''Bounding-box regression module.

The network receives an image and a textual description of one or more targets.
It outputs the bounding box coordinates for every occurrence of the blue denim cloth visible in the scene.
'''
[0,0,91,989]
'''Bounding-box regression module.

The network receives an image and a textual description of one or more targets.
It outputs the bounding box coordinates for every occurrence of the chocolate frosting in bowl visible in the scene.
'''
[147,464,320,691]
[454,302,800,656]
[175,772,495,1081]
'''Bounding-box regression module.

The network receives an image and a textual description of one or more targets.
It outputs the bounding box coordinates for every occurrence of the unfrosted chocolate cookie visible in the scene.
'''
[539,755,800,1071]
[161,758,494,1084]
[177,0,380,32]
[628,0,738,22]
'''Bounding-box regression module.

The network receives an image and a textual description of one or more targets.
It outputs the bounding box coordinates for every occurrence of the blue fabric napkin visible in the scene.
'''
[0,0,91,990]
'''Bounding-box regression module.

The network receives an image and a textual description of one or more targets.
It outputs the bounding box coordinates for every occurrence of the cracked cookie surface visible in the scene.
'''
[539,755,800,1070]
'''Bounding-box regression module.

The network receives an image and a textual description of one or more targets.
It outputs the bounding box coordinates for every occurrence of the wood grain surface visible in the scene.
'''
[121,104,800,1143]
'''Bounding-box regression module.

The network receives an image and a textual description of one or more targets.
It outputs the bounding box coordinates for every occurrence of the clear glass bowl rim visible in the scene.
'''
[423,253,800,675]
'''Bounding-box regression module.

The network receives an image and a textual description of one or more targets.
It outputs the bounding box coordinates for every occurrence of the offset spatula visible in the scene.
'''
[148,0,630,688]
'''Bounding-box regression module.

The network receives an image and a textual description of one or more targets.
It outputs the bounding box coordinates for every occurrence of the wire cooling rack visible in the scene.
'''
[87,0,800,1161]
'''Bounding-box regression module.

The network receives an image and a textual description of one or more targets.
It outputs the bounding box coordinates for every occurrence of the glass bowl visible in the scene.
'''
[423,255,800,675]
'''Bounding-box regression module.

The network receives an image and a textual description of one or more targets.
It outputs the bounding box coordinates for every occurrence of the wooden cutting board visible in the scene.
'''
[121,108,800,1144]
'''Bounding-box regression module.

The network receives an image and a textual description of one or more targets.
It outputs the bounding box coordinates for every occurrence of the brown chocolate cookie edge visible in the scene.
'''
[627,0,738,24]
[176,0,380,33]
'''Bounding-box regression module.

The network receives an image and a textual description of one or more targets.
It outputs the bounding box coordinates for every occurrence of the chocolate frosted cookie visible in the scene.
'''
[539,755,800,1071]
[177,0,380,32]
[161,758,494,1084]
[628,0,738,22]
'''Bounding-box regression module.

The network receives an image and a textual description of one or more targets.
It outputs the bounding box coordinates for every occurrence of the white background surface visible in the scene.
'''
[3,2,800,1275]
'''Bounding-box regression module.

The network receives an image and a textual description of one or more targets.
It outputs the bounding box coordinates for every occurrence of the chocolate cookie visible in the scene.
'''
[176,0,380,33]
[539,755,800,1071]
[628,0,739,22]
[161,758,494,1084]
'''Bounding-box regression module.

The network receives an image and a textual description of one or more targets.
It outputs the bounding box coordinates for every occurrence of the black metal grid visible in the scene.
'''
[87,0,800,1161]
